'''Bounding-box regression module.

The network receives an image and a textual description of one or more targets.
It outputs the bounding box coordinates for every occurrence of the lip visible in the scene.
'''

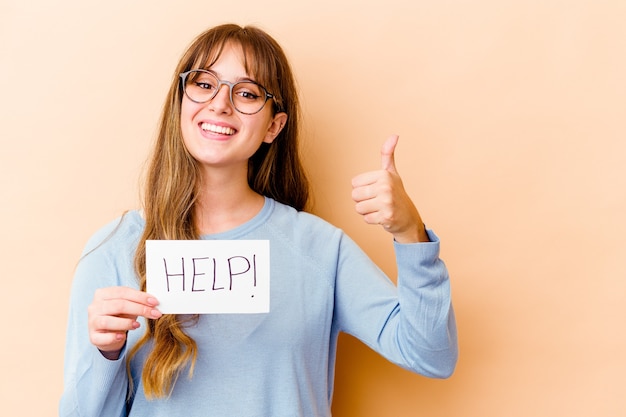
[198,121,238,139]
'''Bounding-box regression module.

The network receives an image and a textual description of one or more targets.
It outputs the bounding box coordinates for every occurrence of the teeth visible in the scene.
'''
[201,123,235,135]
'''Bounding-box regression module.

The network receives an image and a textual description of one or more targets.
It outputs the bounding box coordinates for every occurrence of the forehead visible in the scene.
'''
[193,41,258,78]
[205,45,247,78]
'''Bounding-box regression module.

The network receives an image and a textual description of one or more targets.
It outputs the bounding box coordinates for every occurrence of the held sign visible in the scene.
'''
[146,240,270,314]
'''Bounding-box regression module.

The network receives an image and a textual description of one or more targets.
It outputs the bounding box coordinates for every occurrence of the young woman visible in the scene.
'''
[60,23,457,417]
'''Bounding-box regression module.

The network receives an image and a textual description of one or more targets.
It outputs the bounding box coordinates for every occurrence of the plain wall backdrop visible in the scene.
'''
[1,0,625,415]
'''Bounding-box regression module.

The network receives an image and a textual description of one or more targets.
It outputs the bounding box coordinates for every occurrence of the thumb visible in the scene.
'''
[381,134,399,173]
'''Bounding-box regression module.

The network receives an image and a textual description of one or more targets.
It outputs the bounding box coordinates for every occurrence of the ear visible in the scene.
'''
[263,112,288,144]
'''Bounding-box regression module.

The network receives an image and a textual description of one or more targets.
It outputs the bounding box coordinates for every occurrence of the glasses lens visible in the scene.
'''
[184,71,219,103]
[232,82,267,114]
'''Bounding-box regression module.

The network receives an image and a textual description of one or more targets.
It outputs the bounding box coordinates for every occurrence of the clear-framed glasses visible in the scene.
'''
[179,69,276,115]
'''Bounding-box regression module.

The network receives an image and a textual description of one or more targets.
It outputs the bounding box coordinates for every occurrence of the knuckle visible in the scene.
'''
[97,315,109,330]
[379,182,393,195]
[381,194,394,206]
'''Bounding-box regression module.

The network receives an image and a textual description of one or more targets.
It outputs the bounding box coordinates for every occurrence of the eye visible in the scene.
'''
[195,81,217,91]
[190,72,218,91]
[234,82,263,101]
[238,91,260,100]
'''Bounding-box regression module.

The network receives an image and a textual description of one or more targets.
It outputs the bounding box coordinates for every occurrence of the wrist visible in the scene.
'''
[99,346,124,361]
[393,223,429,243]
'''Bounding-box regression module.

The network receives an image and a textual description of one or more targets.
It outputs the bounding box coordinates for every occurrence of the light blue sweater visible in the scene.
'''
[60,198,457,416]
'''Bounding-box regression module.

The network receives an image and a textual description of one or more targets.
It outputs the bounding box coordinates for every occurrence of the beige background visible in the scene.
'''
[2,0,625,415]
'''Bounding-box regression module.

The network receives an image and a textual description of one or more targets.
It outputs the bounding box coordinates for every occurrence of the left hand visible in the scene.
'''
[351,135,429,243]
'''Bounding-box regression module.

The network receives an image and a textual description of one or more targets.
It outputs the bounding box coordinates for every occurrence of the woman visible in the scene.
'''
[60,23,457,416]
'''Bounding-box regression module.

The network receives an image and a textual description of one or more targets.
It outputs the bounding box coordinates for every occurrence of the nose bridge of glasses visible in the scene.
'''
[218,79,234,95]
[209,79,235,106]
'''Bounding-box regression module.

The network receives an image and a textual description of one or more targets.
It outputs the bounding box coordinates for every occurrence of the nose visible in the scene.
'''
[207,83,233,113]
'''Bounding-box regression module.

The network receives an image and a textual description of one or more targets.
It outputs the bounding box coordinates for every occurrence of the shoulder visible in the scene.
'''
[263,200,348,286]
[81,210,145,257]
[263,199,350,267]
[72,210,145,289]
[267,199,342,240]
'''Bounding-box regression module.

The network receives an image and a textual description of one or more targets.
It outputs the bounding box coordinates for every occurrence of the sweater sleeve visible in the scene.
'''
[333,229,458,378]
[59,221,136,417]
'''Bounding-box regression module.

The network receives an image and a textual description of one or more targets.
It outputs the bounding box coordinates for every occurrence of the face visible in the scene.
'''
[180,42,286,173]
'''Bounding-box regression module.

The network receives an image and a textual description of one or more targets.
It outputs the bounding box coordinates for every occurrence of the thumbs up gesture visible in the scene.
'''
[351,135,429,243]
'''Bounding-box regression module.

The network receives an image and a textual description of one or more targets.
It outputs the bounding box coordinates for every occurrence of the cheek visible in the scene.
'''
[180,99,196,125]
[180,100,201,139]
[253,112,277,141]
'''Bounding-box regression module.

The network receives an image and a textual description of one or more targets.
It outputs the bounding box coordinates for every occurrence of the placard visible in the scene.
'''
[146,240,270,314]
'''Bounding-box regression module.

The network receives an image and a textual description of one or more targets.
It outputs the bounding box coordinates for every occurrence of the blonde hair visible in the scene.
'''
[128,24,310,398]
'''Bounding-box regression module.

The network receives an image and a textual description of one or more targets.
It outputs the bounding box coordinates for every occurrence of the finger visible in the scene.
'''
[94,286,159,307]
[354,191,393,215]
[352,168,392,189]
[88,314,139,353]
[354,199,376,216]
[381,134,399,173]
[96,298,162,320]
[358,209,390,228]
[89,325,132,354]
[351,182,378,202]
[352,172,377,189]
[90,313,141,334]
[89,330,128,351]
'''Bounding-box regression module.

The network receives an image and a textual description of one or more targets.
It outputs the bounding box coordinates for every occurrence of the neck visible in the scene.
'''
[194,166,265,234]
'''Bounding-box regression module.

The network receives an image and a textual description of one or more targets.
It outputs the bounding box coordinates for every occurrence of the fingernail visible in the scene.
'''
[151,309,162,318]
[147,297,159,306]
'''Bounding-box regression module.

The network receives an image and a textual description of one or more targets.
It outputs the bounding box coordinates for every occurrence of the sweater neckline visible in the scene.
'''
[199,196,274,240]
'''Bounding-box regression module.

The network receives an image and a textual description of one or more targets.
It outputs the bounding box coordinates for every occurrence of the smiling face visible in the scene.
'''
[180,42,287,174]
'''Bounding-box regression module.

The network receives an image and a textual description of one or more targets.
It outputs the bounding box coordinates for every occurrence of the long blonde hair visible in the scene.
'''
[128,24,310,399]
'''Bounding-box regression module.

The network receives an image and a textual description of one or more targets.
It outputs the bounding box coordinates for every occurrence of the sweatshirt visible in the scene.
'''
[60,197,457,416]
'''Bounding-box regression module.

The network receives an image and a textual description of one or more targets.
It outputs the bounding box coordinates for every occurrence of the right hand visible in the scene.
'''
[87,286,162,359]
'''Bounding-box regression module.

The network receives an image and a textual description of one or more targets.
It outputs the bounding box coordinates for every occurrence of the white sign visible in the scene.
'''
[146,240,270,314]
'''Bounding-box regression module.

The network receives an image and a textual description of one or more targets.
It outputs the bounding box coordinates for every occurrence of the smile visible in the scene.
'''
[201,122,236,135]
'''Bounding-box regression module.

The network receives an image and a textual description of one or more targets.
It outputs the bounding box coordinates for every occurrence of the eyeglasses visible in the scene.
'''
[179,69,276,115]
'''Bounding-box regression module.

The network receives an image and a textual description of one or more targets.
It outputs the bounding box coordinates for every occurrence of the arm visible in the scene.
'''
[342,135,457,377]
[333,230,457,378]
[60,247,133,417]
[60,220,161,416]
[393,232,458,377]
